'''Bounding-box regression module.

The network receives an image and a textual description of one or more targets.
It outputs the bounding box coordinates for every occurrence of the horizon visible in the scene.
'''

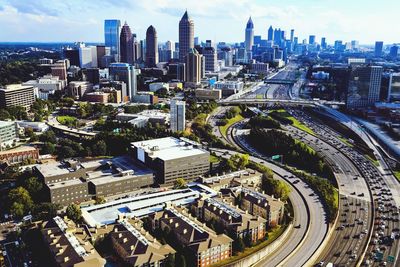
[0,0,399,45]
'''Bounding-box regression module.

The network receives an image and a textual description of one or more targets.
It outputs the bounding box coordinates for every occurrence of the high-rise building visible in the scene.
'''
[375,41,384,57]
[290,29,294,43]
[104,20,121,62]
[245,17,254,59]
[389,45,398,59]
[63,48,80,66]
[120,22,134,64]
[146,25,159,67]
[0,84,35,110]
[388,73,400,101]
[351,40,360,50]
[347,65,383,108]
[202,46,218,72]
[179,11,194,62]
[79,46,97,68]
[309,35,316,45]
[268,26,274,41]
[51,59,68,81]
[109,63,137,102]
[170,100,186,132]
[185,48,203,85]
[321,37,327,49]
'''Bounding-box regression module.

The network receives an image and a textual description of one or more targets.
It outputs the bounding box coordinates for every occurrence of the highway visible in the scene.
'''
[288,108,400,266]
[229,126,329,266]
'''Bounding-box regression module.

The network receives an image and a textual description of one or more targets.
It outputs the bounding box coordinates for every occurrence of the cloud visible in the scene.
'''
[3,0,60,16]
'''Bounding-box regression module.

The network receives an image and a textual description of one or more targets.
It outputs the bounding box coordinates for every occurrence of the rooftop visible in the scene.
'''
[0,84,34,92]
[0,120,15,127]
[131,137,207,161]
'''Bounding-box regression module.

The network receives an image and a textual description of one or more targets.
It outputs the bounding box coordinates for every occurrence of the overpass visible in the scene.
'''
[264,79,296,85]
[218,98,345,106]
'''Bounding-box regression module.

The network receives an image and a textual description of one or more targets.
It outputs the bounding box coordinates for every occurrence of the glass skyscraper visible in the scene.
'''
[104,20,121,62]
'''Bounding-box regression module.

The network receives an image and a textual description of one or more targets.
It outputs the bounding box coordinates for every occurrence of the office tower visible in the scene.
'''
[347,65,383,108]
[351,40,360,50]
[309,35,316,45]
[119,22,134,64]
[388,73,400,101]
[63,48,80,66]
[166,40,174,51]
[109,63,137,101]
[245,17,254,53]
[185,48,203,85]
[203,46,218,72]
[104,20,121,61]
[51,59,68,81]
[145,25,159,67]
[194,37,199,46]
[389,45,398,59]
[268,26,274,41]
[96,45,107,67]
[133,37,141,62]
[290,29,294,43]
[0,85,35,110]
[321,37,327,49]
[375,41,384,57]
[179,11,194,62]
[219,47,233,66]
[170,100,186,132]
[334,40,344,52]
[79,46,96,68]
[169,63,186,81]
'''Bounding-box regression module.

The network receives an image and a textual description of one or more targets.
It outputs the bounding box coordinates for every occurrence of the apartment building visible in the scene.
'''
[41,216,106,267]
[149,206,232,267]
[194,198,267,243]
[110,217,175,267]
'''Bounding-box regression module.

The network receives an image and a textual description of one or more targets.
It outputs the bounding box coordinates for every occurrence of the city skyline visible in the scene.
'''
[0,0,399,45]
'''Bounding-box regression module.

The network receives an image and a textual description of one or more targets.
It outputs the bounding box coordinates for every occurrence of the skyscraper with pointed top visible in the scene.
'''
[146,25,159,67]
[245,16,254,53]
[119,22,134,64]
[179,10,194,62]
[268,26,274,41]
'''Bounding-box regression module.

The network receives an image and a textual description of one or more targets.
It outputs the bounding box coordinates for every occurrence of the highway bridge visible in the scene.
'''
[264,79,296,85]
[218,98,346,106]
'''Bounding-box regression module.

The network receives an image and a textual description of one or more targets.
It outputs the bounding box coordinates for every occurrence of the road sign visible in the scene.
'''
[387,255,395,263]
[272,155,281,160]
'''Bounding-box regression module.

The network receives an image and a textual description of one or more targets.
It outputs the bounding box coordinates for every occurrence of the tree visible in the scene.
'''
[165,253,175,267]
[39,130,57,144]
[175,254,186,267]
[173,178,187,189]
[91,140,107,156]
[66,203,82,222]
[8,187,33,217]
[95,196,106,205]
[232,237,245,253]
[57,146,76,159]
[41,142,55,155]
[24,177,43,202]
[10,202,24,218]
[230,154,249,170]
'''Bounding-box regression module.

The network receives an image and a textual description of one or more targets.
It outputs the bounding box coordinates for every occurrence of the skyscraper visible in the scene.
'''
[104,20,121,62]
[347,65,383,108]
[179,11,194,62]
[119,22,134,64]
[245,17,254,54]
[309,35,316,45]
[268,26,274,41]
[146,25,159,67]
[375,41,384,57]
[202,46,218,72]
[290,29,294,43]
[109,63,137,101]
[321,37,327,49]
[389,45,399,59]
[185,48,203,85]
[170,99,186,132]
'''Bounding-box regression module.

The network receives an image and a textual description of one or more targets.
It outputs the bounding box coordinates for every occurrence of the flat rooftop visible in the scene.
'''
[131,137,207,161]
[0,120,15,127]
[0,84,34,92]
[82,183,217,227]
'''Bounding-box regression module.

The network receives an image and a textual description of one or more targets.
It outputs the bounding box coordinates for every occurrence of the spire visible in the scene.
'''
[246,16,254,29]
[181,10,190,21]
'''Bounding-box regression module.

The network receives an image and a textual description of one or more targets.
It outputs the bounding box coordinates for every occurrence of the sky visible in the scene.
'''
[0,0,399,45]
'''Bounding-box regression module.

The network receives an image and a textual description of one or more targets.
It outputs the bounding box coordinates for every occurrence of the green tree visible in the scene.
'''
[24,177,43,202]
[8,187,33,216]
[173,178,187,189]
[95,196,106,205]
[66,203,82,222]
[92,140,107,156]
[232,237,245,253]
[165,253,175,267]
[57,146,76,159]
[39,130,57,144]
[176,254,186,267]
[10,202,25,218]
[230,154,249,170]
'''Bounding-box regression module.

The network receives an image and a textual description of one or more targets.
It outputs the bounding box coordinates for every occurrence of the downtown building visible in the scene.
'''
[0,84,35,110]
[179,11,194,62]
[170,99,186,132]
[244,17,254,61]
[146,25,159,67]
[104,19,121,61]
[130,137,209,185]
[109,63,137,102]
[120,22,134,64]
[347,65,383,108]
[185,48,204,87]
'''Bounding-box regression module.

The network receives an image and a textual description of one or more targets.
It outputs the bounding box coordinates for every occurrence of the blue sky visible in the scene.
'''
[0,0,398,45]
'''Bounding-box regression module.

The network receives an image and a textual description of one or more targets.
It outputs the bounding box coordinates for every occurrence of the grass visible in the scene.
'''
[210,225,287,267]
[274,109,315,136]
[339,137,354,147]
[394,171,400,182]
[219,114,244,139]
[210,154,220,164]
[365,154,379,167]
[295,139,316,154]
[57,115,77,126]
